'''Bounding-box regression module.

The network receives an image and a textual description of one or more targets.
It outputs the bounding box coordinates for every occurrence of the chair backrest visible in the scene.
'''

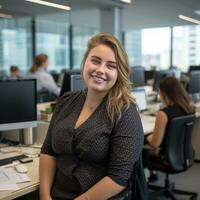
[109,154,149,200]
[132,153,149,200]
[165,114,196,172]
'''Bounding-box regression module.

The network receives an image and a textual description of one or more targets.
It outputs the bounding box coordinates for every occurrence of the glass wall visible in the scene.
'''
[124,30,142,67]
[0,17,32,77]
[36,19,70,72]
[72,26,99,69]
[125,27,171,70]
[125,25,200,72]
[173,25,200,72]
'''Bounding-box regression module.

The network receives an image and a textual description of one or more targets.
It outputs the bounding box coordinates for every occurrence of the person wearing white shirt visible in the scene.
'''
[27,54,60,96]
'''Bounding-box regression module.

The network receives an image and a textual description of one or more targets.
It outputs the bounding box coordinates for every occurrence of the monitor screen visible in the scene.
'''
[153,70,173,91]
[132,87,147,111]
[188,65,200,73]
[189,71,200,94]
[60,70,85,97]
[130,66,145,87]
[71,74,86,92]
[0,79,37,131]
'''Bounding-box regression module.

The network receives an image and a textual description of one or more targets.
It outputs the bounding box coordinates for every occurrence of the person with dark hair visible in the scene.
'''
[27,54,60,96]
[144,76,194,181]
[9,65,21,79]
[39,33,144,200]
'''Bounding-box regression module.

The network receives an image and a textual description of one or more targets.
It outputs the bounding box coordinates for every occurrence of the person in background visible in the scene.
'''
[144,77,194,182]
[9,65,21,80]
[27,54,60,96]
[39,33,144,200]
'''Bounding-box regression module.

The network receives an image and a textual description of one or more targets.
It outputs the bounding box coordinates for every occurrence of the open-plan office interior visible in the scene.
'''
[0,0,200,199]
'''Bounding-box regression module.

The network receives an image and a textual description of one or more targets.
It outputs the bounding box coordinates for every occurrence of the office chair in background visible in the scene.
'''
[148,114,198,200]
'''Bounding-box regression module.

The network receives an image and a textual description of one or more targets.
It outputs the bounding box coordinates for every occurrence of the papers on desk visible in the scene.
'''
[140,114,156,135]
[0,166,30,191]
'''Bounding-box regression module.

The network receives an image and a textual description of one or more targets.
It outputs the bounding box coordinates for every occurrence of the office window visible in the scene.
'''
[125,27,171,70]
[36,19,70,72]
[0,17,32,76]
[124,30,142,66]
[142,27,171,70]
[72,26,99,69]
[173,25,200,72]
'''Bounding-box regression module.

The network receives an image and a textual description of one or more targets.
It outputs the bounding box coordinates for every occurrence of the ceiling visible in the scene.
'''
[0,0,200,29]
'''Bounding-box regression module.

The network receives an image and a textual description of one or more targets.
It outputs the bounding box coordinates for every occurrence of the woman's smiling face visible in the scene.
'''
[83,44,118,95]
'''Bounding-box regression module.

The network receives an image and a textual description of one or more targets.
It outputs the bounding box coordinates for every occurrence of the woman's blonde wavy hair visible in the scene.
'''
[81,33,135,121]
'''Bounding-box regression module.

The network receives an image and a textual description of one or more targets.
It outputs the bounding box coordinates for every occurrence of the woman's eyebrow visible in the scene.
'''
[91,55,116,64]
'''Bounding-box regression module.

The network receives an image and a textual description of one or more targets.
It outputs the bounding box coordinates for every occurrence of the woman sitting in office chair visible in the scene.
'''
[144,76,194,182]
[39,33,144,200]
[27,54,60,97]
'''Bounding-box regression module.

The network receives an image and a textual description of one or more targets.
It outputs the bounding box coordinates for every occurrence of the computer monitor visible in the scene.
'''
[131,87,147,111]
[189,71,200,94]
[71,74,86,92]
[188,65,200,73]
[130,66,145,87]
[60,70,85,97]
[0,79,37,131]
[153,70,173,91]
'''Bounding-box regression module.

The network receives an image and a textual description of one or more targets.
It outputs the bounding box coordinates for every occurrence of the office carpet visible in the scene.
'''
[148,162,200,200]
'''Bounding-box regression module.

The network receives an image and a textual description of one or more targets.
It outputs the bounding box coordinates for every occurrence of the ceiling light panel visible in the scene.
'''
[178,14,200,25]
[24,0,71,11]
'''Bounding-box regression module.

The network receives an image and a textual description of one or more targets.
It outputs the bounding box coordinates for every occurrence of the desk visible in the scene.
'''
[0,116,155,200]
[0,158,39,200]
[140,114,156,135]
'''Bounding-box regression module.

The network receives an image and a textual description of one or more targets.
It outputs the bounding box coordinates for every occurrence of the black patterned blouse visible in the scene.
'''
[41,91,144,200]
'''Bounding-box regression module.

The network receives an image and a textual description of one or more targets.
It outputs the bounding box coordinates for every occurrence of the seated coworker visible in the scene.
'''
[27,54,60,96]
[144,77,194,180]
[39,33,144,200]
[8,65,21,80]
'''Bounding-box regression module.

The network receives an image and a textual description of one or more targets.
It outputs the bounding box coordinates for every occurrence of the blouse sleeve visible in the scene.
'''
[40,92,71,156]
[107,104,144,186]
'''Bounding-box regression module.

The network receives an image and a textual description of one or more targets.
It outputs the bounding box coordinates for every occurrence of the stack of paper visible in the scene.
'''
[0,166,30,191]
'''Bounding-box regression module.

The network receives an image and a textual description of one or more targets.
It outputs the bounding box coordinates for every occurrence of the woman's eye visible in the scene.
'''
[91,59,100,65]
[107,64,116,69]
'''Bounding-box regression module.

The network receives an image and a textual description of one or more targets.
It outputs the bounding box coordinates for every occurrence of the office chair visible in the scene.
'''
[148,114,198,200]
[109,153,149,200]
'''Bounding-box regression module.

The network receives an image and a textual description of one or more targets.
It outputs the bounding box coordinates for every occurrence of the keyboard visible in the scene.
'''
[0,154,28,166]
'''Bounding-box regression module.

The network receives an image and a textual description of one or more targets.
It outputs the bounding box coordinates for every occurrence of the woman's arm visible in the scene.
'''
[75,105,143,200]
[147,111,168,148]
[75,176,124,200]
[39,154,56,200]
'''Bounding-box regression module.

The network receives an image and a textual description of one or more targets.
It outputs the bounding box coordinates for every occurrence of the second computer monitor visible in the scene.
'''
[132,87,147,111]
[189,71,200,94]
[130,66,145,87]
[60,70,86,96]
[153,70,173,91]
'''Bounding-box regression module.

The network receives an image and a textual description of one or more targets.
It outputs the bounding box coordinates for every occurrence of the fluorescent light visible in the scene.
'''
[0,13,12,19]
[0,5,2,9]
[195,10,200,15]
[24,0,71,11]
[178,14,200,25]
[113,0,132,3]
[120,0,132,3]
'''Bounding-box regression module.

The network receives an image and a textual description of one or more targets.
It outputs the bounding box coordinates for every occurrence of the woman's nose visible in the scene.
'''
[96,63,106,73]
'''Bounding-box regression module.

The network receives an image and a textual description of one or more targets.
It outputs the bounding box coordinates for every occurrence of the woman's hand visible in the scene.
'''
[74,193,88,200]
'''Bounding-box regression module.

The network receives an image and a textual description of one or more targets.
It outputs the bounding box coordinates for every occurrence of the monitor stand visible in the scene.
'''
[19,128,34,145]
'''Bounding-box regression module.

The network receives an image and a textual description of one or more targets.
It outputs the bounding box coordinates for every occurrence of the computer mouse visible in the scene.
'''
[15,164,28,173]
